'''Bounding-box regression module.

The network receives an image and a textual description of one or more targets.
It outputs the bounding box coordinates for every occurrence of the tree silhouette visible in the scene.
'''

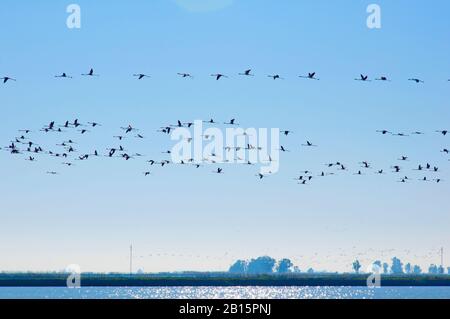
[229,260,247,274]
[352,260,361,273]
[247,256,276,274]
[276,258,294,273]
[391,257,404,274]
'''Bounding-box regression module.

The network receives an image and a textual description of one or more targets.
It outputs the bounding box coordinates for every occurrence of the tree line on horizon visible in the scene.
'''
[228,256,450,275]
[352,257,449,275]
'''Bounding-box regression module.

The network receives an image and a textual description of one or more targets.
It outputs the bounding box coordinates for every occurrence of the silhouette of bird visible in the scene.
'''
[239,69,254,76]
[355,74,370,81]
[203,118,218,124]
[55,73,72,79]
[280,130,293,136]
[393,133,409,137]
[121,125,138,133]
[1,77,16,83]
[441,149,449,154]
[81,68,99,76]
[224,119,238,125]
[392,165,401,173]
[299,72,319,80]
[436,130,448,136]
[133,74,150,80]
[143,172,151,176]
[268,74,283,80]
[376,130,391,135]
[408,78,424,83]
[157,127,172,134]
[177,73,193,78]
[360,161,371,168]
[302,141,318,147]
[211,74,228,80]
[214,168,223,174]
[279,146,289,152]
[375,76,390,81]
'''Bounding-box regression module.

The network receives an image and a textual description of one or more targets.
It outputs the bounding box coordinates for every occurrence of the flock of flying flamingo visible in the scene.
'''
[1,116,448,185]
[1,68,450,83]
[1,68,449,185]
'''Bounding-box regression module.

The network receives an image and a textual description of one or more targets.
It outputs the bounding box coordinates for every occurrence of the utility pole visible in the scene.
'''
[130,244,133,275]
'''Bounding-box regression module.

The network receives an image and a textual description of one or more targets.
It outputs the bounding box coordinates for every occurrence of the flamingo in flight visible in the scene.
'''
[355,74,370,82]
[268,74,283,80]
[211,74,228,80]
[302,141,318,147]
[177,73,193,78]
[299,72,319,80]
[1,77,16,83]
[238,69,254,76]
[408,78,424,83]
[55,73,72,79]
[133,74,150,80]
[81,68,99,77]
[224,119,238,125]
[203,118,218,124]
[121,125,138,134]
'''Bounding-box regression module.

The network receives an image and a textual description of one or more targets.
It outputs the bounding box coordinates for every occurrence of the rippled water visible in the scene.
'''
[1,286,450,299]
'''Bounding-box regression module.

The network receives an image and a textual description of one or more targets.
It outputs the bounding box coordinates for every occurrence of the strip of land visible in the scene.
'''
[1,273,450,287]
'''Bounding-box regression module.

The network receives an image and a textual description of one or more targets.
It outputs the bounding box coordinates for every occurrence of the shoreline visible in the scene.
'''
[1,273,450,287]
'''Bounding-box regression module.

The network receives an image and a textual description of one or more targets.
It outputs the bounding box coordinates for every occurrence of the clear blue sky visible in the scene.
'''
[1,0,449,273]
